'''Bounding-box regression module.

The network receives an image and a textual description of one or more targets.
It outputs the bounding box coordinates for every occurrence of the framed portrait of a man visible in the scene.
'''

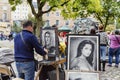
[40,27,59,58]
[67,34,100,71]
[66,71,99,80]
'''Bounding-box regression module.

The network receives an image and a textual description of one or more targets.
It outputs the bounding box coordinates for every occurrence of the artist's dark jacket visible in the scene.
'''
[14,30,46,61]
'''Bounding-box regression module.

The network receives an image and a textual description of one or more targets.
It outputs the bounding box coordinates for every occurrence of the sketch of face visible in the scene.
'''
[82,44,92,57]
[77,40,94,58]
[44,32,51,46]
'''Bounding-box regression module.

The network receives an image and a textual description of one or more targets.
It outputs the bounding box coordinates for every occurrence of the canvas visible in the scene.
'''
[40,27,59,60]
[67,34,100,71]
[66,71,99,80]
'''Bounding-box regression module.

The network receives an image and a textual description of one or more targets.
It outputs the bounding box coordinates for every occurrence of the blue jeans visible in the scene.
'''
[16,61,35,80]
[100,46,107,61]
[108,48,120,65]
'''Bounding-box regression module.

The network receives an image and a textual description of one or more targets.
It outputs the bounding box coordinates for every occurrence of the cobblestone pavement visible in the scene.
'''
[1,40,120,80]
[100,63,120,80]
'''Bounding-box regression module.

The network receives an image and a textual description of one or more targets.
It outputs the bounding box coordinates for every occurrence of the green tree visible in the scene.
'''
[9,0,70,37]
[11,23,22,33]
[61,0,102,19]
[93,0,120,30]
[61,0,120,31]
[106,24,115,32]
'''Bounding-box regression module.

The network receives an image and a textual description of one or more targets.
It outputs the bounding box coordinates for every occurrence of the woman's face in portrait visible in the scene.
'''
[45,32,51,46]
[81,44,92,57]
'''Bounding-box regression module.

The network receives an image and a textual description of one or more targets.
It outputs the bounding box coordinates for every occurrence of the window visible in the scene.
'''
[56,12,59,16]
[46,13,49,17]
[2,13,7,21]
[46,5,50,10]
[2,6,7,10]
[56,20,59,25]
[46,20,50,26]
[65,20,69,25]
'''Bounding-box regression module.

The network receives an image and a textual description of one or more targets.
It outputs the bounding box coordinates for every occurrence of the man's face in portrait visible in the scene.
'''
[45,32,51,46]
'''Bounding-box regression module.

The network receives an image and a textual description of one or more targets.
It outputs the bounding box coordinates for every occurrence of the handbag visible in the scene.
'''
[20,32,38,71]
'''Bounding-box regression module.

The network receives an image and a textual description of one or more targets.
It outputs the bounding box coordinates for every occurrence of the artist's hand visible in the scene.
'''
[44,48,48,54]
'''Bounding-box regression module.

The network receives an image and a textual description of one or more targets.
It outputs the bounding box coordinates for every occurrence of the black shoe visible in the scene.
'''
[115,65,118,68]
[107,64,112,67]
[102,68,105,71]
[102,61,106,72]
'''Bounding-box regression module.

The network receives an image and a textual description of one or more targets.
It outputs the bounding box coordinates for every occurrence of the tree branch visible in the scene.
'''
[95,13,104,25]
[27,0,37,17]
[37,0,46,16]
[104,11,110,30]
[42,0,70,14]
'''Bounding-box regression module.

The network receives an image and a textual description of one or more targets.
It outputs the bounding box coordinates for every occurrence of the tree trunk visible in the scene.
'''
[104,13,110,31]
[36,16,43,38]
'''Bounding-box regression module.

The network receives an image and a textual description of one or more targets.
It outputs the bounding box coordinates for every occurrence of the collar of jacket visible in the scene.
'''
[22,30,33,34]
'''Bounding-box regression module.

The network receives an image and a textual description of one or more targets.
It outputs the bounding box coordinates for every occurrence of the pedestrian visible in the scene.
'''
[90,28,96,35]
[14,20,48,80]
[8,33,13,41]
[108,30,120,68]
[58,32,66,56]
[97,25,108,71]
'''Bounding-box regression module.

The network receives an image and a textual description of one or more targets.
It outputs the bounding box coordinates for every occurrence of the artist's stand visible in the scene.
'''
[35,58,66,80]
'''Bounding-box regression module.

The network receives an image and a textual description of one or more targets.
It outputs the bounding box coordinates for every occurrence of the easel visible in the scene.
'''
[35,58,66,80]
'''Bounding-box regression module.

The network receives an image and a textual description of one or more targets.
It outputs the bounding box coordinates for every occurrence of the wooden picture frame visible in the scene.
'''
[40,27,59,58]
[67,34,100,71]
[66,70,100,80]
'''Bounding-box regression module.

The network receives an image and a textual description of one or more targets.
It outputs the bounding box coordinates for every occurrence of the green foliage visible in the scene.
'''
[87,0,102,13]
[93,0,120,30]
[28,14,37,23]
[11,23,22,33]
[8,0,72,37]
[106,24,115,32]
[9,0,120,34]
[60,0,102,19]
[9,0,22,11]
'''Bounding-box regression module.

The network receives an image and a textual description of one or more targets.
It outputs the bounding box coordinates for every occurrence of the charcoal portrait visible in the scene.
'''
[40,28,59,56]
[67,71,99,80]
[67,35,99,71]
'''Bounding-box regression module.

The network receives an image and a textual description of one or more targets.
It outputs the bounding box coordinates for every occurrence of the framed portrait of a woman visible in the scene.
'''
[66,71,100,80]
[67,34,100,71]
[40,27,59,59]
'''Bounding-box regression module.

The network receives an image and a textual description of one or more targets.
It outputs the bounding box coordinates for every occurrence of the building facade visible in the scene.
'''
[11,0,32,21]
[0,0,11,35]
[32,1,74,28]
[42,4,74,28]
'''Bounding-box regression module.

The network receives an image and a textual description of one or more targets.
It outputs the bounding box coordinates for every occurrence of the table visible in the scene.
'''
[35,58,66,80]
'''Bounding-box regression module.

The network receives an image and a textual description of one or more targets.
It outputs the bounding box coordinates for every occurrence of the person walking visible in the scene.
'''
[97,25,108,71]
[14,20,48,80]
[108,30,120,68]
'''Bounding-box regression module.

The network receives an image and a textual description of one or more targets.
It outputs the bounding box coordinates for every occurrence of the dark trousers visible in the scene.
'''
[39,65,55,80]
